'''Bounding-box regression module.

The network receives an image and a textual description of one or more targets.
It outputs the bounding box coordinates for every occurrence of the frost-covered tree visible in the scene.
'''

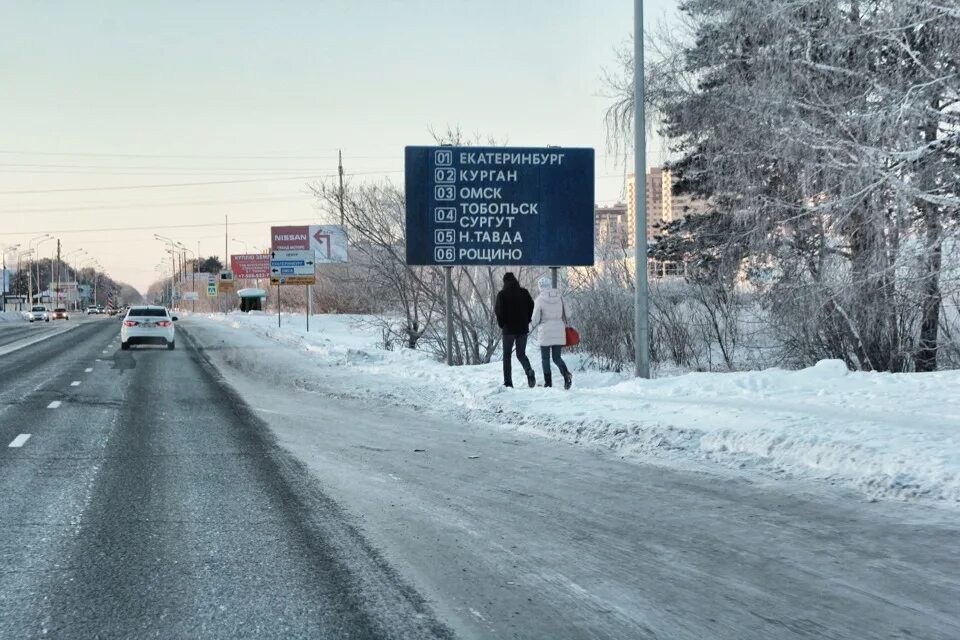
[608,0,960,371]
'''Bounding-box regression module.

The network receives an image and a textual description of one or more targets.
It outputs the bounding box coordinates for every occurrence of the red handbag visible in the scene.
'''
[565,327,580,347]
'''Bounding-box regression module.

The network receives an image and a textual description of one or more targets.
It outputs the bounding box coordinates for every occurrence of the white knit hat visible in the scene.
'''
[537,276,552,291]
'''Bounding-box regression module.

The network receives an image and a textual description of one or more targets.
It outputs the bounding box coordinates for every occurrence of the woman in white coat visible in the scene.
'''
[530,276,573,389]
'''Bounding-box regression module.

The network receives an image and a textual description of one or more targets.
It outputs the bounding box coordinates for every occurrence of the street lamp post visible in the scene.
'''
[178,243,197,313]
[35,236,54,306]
[634,0,650,379]
[27,234,51,305]
[14,249,34,310]
[62,249,84,310]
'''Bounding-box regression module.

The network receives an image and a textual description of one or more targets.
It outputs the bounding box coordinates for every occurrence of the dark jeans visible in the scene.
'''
[502,333,532,385]
[540,345,569,383]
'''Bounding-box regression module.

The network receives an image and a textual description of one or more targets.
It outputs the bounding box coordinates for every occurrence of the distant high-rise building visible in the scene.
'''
[594,202,629,249]
[626,168,673,247]
[672,191,711,220]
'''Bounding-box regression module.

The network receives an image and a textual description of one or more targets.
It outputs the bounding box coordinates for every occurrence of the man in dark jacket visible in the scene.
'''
[494,272,536,387]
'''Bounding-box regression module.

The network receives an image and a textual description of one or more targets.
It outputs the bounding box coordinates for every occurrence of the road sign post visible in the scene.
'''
[269,250,316,286]
[445,267,453,366]
[270,226,348,332]
[404,146,594,267]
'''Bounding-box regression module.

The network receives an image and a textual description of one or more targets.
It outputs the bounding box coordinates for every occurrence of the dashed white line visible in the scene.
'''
[70,381,81,387]
[47,401,61,409]
[8,434,31,448]
[84,368,93,373]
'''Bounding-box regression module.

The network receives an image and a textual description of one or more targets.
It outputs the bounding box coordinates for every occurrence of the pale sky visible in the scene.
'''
[1,0,679,293]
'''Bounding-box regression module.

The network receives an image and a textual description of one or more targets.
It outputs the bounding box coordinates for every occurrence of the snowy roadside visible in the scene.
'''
[184,312,960,508]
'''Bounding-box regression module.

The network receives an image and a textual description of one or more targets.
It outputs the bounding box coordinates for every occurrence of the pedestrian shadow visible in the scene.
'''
[111,350,137,374]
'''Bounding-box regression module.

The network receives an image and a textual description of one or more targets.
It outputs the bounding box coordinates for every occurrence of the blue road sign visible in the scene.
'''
[405,146,595,266]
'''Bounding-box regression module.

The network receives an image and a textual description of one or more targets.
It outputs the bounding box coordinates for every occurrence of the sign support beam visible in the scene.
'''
[445,267,453,366]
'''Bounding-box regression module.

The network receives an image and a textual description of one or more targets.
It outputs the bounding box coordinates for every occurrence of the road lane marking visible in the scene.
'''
[70,381,81,387]
[8,434,31,448]
[84,368,93,373]
[47,401,61,409]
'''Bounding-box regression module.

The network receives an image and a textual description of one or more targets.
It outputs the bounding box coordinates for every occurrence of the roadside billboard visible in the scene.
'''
[270,225,348,263]
[231,254,270,279]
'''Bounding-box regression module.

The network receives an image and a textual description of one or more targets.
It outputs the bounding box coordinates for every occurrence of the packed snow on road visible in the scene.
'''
[190,312,960,508]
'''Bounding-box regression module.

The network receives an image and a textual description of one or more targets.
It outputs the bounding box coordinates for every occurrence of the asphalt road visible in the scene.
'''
[0,318,450,639]
[3,316,958,640]
[186,318,960,640]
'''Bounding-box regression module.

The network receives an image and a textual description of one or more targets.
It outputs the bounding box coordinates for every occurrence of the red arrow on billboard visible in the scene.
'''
[313,229,331,259]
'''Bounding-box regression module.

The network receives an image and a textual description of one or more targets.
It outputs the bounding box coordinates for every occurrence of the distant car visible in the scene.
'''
[51,307,69,321]
[86,306,100,315]
[25,305,49,323]
[121,305,177,350]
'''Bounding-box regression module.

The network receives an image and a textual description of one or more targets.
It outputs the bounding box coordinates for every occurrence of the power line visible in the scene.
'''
[0,170,403,194]
[0,194,312,215]
[0,150,346,160]
[4,217,320,237]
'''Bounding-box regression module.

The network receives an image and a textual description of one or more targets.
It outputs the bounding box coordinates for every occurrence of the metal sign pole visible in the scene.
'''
[445,266,453,366]
[634,0,651,378]
[277,283,281,328]
[551,267,559,288]
[306,284,310,332]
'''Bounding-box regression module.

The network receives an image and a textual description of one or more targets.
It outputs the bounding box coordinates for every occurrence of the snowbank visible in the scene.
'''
[188,312,960,507]
[0,311,25,323]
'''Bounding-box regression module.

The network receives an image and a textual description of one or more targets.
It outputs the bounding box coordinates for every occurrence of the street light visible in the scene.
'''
[58,248,83,309]
[26,234,51,305]
[64,249,87,310]
[14,249,34,308]
[177,242,197,312]
[231,237,248,252]
[34,236,54,305]
[634,0,650,379]
[155,234,180,308]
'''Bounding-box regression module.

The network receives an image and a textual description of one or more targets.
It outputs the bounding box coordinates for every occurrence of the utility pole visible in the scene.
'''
[338,149,346,226]
[634,0,650,379]
[56,240,61,309]
[1,249,6,312]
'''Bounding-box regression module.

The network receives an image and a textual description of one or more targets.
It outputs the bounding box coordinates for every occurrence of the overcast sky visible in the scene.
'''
[1,0,680,292]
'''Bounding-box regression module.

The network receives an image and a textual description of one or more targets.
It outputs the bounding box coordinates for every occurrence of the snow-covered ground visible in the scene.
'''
[0,311,25,323]
[186,312,960,508]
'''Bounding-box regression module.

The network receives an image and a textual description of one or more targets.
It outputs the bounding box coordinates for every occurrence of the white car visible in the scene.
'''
[25,305,49,323]
[121,305,178,350]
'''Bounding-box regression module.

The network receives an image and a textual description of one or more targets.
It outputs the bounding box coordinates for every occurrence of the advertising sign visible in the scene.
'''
[183,291,200,301]
[231,254,271,279]
[269,250,316,285]
[270,225,348,263]
[404,146,595,266]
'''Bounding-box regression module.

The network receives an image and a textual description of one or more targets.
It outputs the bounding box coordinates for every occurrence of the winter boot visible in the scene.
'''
[543,373,552,388]
[563,371,573,390]
[526,369,536,388]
